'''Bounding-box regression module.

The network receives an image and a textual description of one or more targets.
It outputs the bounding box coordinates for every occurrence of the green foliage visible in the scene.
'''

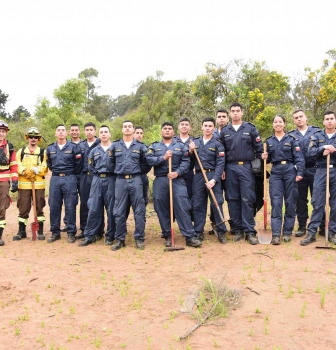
[4,50,336,148]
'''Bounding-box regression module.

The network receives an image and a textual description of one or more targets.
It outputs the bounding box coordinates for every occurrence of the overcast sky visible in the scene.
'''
[2,0,335,114]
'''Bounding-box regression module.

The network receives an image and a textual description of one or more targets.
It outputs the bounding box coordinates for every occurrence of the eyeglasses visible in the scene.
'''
[28,136,41,140]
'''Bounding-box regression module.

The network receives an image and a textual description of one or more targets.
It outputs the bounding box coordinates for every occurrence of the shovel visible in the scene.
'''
[193,149,227,228]
[258,143,272,244]
[316,153,335,249]
[164,157,185,251]
[31,181,39,241]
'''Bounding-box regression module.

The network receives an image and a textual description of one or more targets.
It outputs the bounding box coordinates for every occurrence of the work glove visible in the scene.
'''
[11,180,18,193]
[32,167,38,174]
[24,168,36,181]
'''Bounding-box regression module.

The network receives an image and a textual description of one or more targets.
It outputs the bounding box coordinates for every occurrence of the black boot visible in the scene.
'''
[295,226,306,237]
[233,231,244,242]
[246,234,258,245]
[0,227,4,246]
[38,222,45,240]
[300,234,316,246]
[13,222,27,241]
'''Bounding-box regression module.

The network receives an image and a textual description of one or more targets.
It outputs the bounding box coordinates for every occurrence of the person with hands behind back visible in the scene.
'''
[262,115,304,245]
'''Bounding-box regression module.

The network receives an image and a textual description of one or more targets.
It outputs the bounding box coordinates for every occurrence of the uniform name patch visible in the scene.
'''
[284,143,291,146]
[64,151,72,154]
[209,148,216,151]
[115,148,122,152]
[133,150,140,153]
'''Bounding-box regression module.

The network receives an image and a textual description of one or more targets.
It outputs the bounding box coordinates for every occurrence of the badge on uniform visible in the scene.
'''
[75,154,81,159]
[295,146,300,151]
[88,158,92,164]
[256,136,261,142]
[108,149,113,156]
[219,151,225,157]
[147,149,153,154]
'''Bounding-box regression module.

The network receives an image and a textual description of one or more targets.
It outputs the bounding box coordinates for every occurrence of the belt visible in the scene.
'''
[227,161,250,165]
[96,173,113,178]
[52,172,75,176]
[117,173,140,179]
[316,164,336,168]
[305,163,315,168]
[272,161,292,166]
[196,169,214,173]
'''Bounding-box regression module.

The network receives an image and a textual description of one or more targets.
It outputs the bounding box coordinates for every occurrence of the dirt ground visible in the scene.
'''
[1,199,336,350]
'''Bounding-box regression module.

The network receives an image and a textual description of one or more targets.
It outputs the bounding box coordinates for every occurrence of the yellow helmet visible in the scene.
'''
[25,127,41,140]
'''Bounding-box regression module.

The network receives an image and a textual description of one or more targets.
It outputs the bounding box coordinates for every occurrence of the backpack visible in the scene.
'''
[20,147,45,164]
[0,142,14,166]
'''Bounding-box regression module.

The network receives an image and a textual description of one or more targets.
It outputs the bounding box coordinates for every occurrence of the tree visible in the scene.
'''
[78,67,99,100]
[11,105,31,122]
[53,78,87,123]
[110,94,136,118]
[0,90,10,119]
[292,50,336,125]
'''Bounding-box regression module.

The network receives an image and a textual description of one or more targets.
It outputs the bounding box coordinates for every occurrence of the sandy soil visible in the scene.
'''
[1,199,336,350]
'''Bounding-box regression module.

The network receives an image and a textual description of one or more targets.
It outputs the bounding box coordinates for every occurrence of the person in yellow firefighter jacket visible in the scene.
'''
[13,127,48,241]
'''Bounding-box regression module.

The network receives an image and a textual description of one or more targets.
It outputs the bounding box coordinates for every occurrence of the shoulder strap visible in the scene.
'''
[20,147,45,163]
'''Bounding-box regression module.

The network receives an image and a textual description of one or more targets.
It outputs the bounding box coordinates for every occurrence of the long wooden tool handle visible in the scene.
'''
[193,148,225,223]
[263,143,267,229]
[168,157,175,245]
[325,153,330,247]
[32,181,37,219]
[263,143,267,200]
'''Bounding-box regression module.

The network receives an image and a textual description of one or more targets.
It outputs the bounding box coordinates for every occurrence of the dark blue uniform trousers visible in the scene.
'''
[269,165,297,235]
[295,168,325,229]
[192,172,227,234]
[85,176,115,241]
[308,168,336,235]
[49,175,78,236]
[225,163,256,234]
[153,176,195,239]
[80,173,104,233]
[114,176,146,242]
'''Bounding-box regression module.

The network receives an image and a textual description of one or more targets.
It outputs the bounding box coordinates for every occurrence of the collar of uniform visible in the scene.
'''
[321,129,336,138]
[120,138,136,147]
[200,135,214,144]
[229,121,245,130]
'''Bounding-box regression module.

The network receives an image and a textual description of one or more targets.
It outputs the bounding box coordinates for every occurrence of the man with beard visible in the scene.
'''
[14,127,48,241]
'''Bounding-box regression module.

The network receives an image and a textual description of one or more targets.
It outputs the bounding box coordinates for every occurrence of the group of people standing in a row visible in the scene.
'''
[0,102,334,249]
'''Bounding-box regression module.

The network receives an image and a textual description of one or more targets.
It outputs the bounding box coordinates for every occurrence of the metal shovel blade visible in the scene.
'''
[31,221,39,241]
[258,228,272,244]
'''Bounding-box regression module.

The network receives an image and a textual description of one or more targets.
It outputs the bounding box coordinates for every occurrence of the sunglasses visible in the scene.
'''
[28,136,41,140]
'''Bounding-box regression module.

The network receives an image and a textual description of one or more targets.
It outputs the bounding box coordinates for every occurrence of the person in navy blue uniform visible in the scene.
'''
[78,125,116,247]
[61,123,82,233]
[125,126,150,221]
[107,120,150,251]
[147,122,202,248]
[176,118,194,202]
[262,115,304,245]
[288,110,324,237]
[209,109,230,236]
[76,122,105,241]
[189,117,227,244]
[220,102,263,245]
[46,124,83,243]
[301,111,336,246]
